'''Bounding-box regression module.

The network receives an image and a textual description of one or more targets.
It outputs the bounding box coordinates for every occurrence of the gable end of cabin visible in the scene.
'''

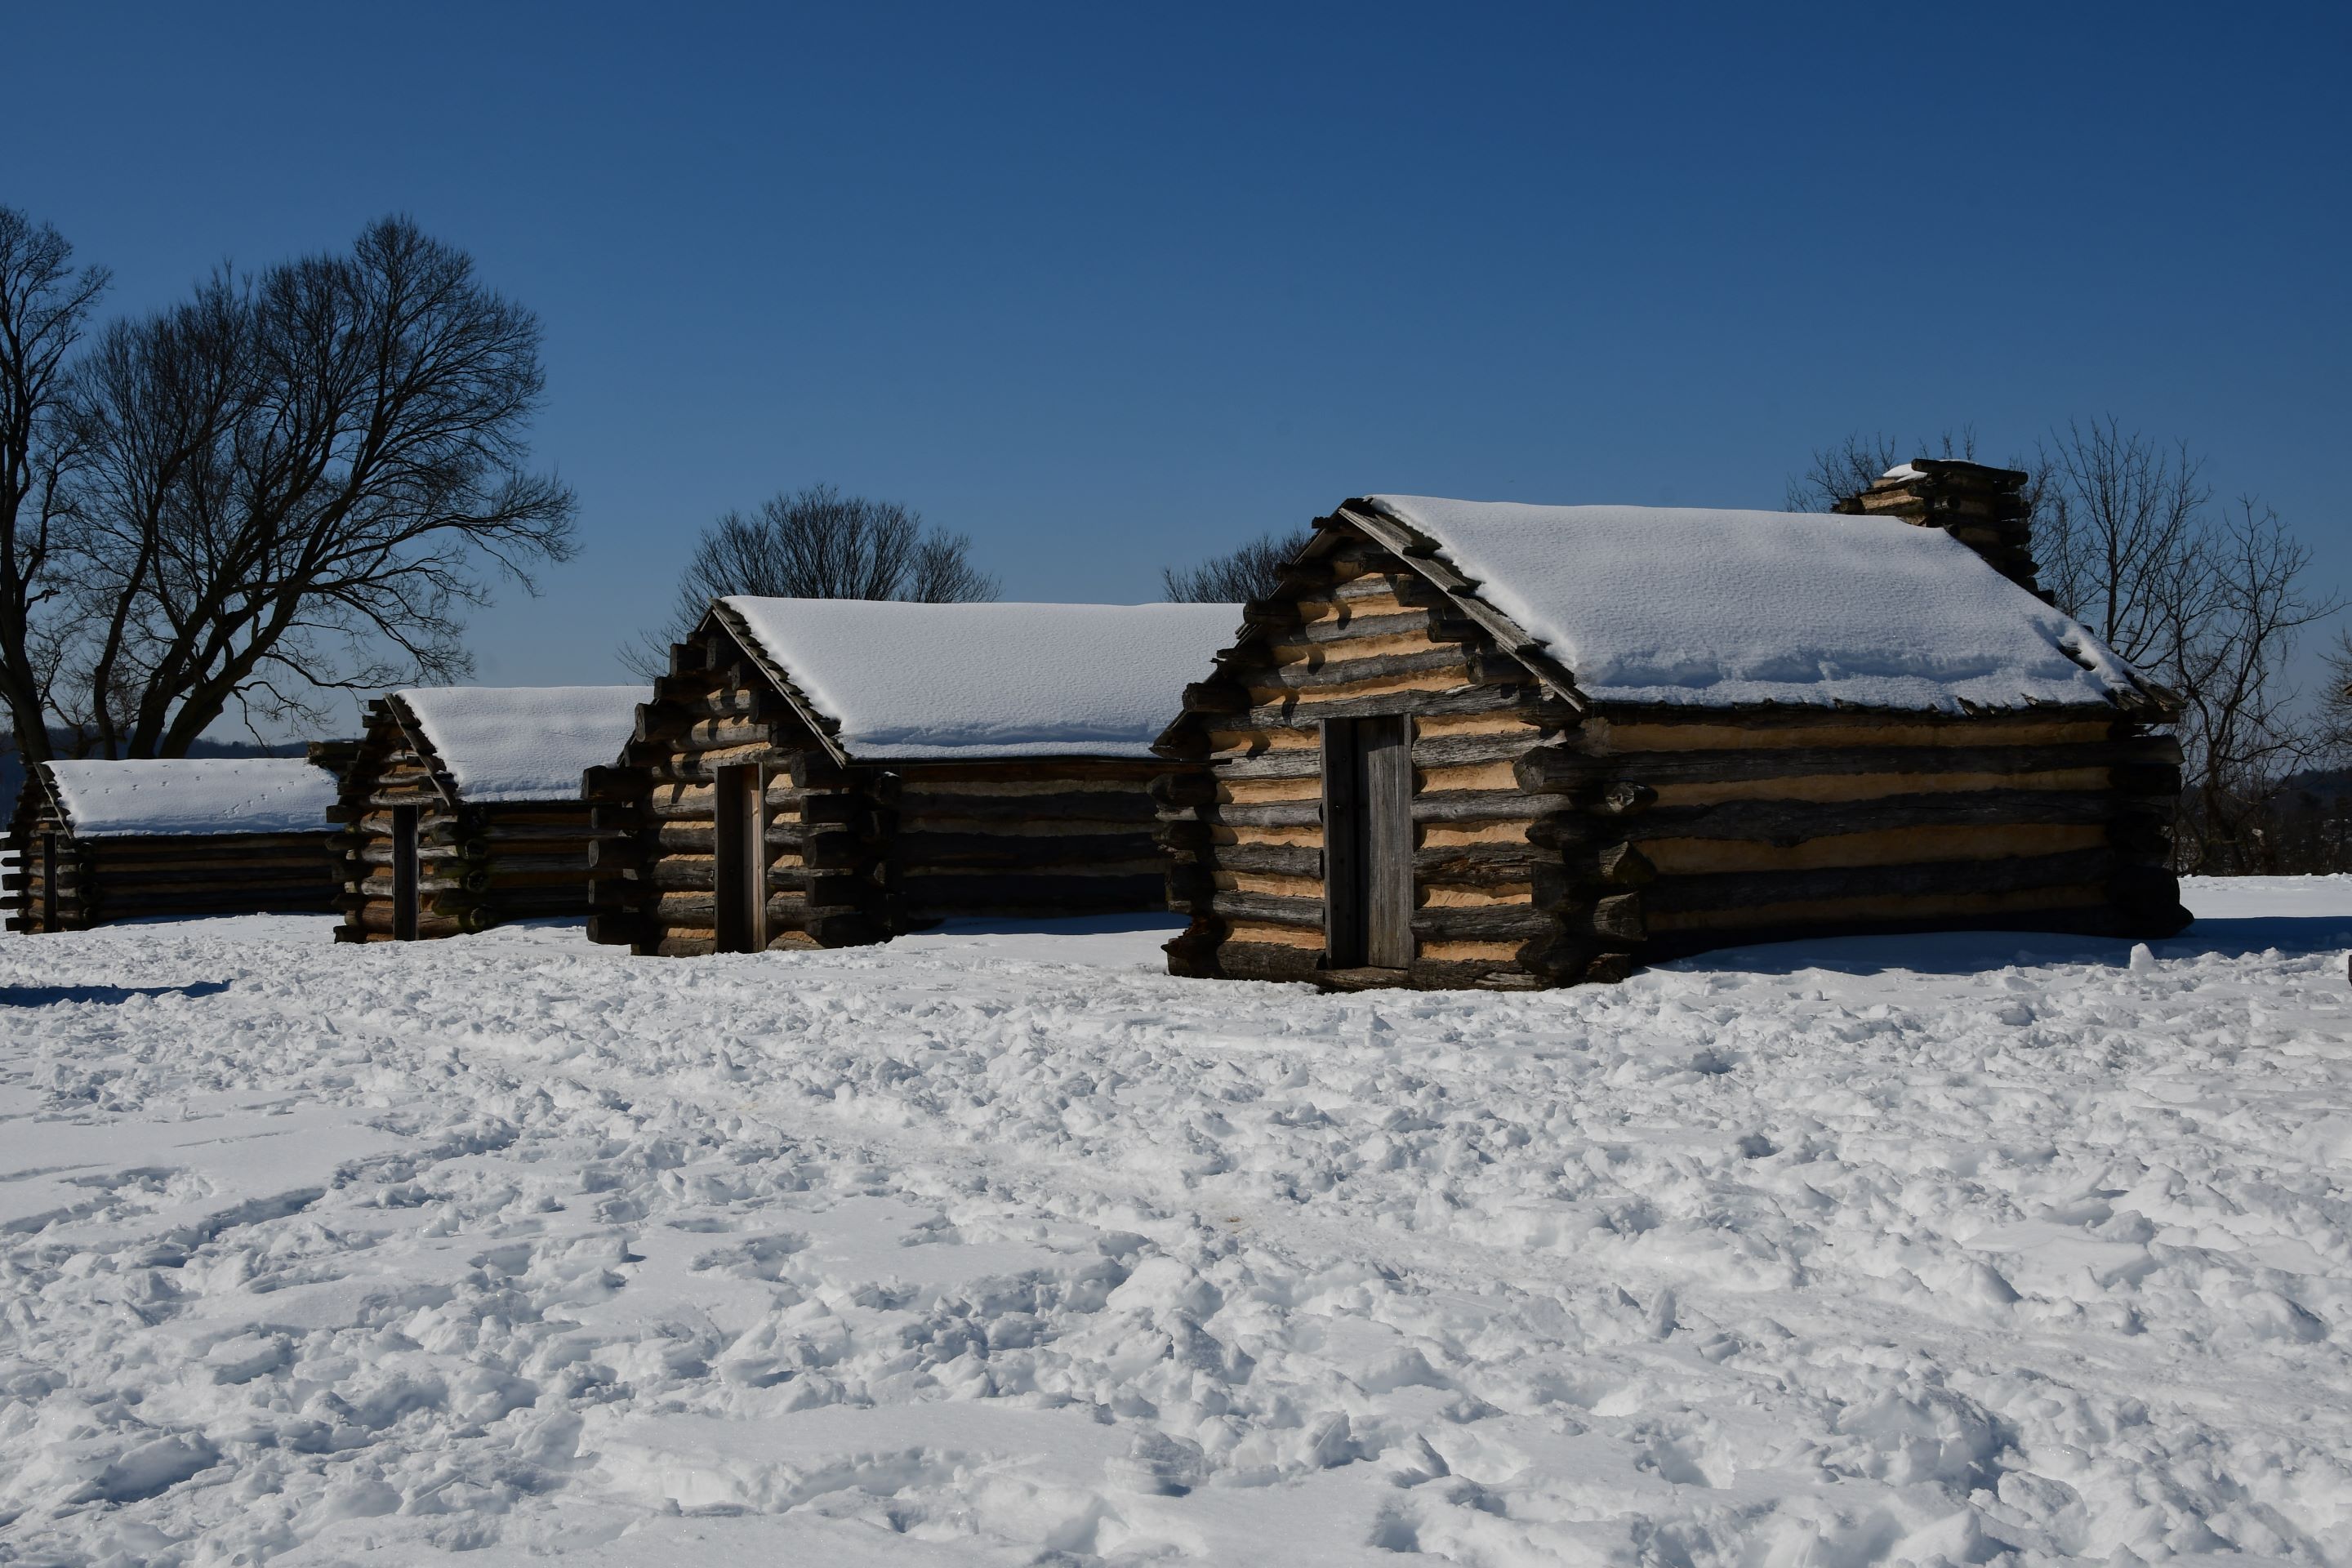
[584,613,889,957]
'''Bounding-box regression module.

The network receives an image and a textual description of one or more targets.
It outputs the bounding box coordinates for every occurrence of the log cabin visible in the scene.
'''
[584,597,1241,956]
[1155,461,2189,990]
[325,686,645,942]
[7,757,339,932]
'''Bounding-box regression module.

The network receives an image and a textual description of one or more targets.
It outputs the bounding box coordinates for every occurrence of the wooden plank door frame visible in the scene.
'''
[1321,714,1414,970]
[1321,720,1363,967]
[714,763,768,954]
[39,831,57,932]
[1361,716,1414,969]
[390,804,420,940]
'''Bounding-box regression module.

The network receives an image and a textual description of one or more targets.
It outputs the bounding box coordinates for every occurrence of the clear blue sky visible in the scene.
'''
[12,2,2348,714]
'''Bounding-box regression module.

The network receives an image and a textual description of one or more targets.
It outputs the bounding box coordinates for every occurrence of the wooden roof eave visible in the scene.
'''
[703,601,855,770]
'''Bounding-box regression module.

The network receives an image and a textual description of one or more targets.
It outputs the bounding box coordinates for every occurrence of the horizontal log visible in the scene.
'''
[899,873,1167,915]
[1206,889,1323,929]
[478,853,590,875]
[656,891,715,922]
[581,765,641,803]
[1409,904,1557,942]
[1418,846,1537,885]
[893,830,1156,869]
[1410,791,1564,826]
[766,871,873,905]
[1512,737,2181,794]
[587,839,639,871]
[84,831,333,853]
[666,717,772,752]
[1411,729,1535,768]
[354,871,485,899]
[897,791,1160,825]
[1530,788,2130,849]
[1246,646,1470,695]
[1203,841,1323,877]
[1642,847,2117,917]
[1223,683,1538,734]
[78,865,333,893]
[1173,800,1323,830]
[1152,770,1224,803]
[80,853,336,879]
[767,824,865,868]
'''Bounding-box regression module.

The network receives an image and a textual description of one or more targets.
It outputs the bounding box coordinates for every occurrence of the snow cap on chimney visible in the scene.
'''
[1836,457,2042,598]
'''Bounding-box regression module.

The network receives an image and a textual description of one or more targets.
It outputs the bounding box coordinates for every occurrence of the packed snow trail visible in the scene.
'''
[0,884,2346,1565]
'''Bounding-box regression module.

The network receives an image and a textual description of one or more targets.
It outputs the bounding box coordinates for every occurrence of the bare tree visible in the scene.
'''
[2319,635,2352,760]
[1161,529,1309,604]
[1792,417,2340,873]
[0,212,577,759]
[1784,430,1991,514]
[625,484,996,676]
[0,207,109,765]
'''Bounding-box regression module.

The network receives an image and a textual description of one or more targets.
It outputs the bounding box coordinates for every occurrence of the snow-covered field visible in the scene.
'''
[1,882,2347,1566]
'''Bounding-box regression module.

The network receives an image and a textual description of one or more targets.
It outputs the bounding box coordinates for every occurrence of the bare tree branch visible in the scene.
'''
[1161,529,1310,604]
[622,483,996,677]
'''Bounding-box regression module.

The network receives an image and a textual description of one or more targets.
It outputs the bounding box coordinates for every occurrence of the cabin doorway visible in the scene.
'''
[39,833,57,931]
[390,804,421,939]
[714,764,767,953]
[1322,715,1413,969]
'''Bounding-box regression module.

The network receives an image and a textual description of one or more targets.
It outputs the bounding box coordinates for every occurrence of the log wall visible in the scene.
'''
[328,699,597,942]
[1157,523,2189,990]
[7,780,333,933]
[587,617,1186,955]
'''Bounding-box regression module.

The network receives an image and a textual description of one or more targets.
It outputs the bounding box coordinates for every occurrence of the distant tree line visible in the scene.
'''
[0,206,575,763]
[1793,421,2350,875]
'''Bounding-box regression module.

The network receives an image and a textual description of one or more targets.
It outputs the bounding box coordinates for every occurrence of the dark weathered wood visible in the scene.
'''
[1409,904,1555,941]
[1512,736,2181,794]
[1321,719,1362,966]
[1642,848,2117,915]
[1212,889,1325,929]
[1365,715,1414,969]
[1532,788,2127,849]
[895,831,1156,868]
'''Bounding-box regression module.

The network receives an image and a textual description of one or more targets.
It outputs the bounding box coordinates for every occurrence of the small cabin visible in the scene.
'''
[584,597,1241,956]
[7,757,339,932]
[326,686,645,941]
[1156,463,2188,990]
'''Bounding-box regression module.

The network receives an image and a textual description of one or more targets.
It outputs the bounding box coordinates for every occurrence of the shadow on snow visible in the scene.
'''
[0,981,233,1007]
[1664,913,2352,980]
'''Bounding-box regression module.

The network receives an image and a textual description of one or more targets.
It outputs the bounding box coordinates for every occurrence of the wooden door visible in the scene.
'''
[1322,715,1413,969]
[39,831,57,931]
[390,805,420,940]
[714,764,766,953]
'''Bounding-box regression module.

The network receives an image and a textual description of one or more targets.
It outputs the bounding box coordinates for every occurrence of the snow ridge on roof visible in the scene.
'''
[1366,496,2145,711]
[42,758,338,838]
[396,686,647,802]
[720,598,1244,760]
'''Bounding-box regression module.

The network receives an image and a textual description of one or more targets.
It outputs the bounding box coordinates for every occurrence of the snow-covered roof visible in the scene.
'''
[395,686,647,803]
[719,598,1244,760]
[41,758,337,838]
[1363,497,2146,711]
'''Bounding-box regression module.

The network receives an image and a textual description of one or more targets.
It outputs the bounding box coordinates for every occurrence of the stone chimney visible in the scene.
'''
[1835,458,2042,598]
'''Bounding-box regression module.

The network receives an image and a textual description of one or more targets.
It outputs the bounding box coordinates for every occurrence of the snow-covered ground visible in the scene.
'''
[1,882,2346,1566]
